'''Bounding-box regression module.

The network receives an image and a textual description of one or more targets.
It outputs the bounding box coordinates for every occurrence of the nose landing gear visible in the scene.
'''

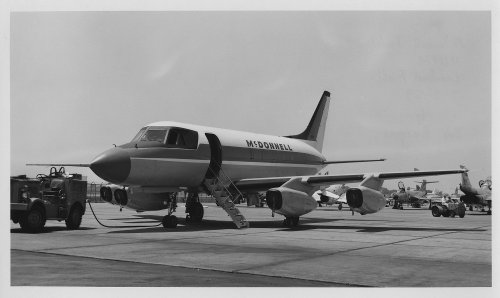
[283,216,300,227]
[162,193,178,228]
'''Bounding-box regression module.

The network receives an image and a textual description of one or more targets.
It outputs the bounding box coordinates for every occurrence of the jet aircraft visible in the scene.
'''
[313,184,350,209]
[459,165,491,214]
[29,91,466,228]
[392,179,438,209]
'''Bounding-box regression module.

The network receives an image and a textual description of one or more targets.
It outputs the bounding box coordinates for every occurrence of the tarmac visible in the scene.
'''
[10,202,492,288]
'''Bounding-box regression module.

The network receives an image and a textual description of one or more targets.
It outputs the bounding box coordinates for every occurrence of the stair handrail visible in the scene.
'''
[207,165,244,203]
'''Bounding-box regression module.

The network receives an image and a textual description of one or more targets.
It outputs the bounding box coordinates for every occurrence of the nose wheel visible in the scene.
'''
[162,215,178,228]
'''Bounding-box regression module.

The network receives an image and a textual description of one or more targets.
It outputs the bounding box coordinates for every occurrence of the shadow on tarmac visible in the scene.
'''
[10,226,96,234]
[101,214,486,235]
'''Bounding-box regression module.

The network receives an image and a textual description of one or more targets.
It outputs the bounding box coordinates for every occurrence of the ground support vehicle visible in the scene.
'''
[431,201,466,218]
[11,167,87,232]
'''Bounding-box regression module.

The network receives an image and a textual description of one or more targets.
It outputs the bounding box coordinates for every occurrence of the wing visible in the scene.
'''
[234,169,466,192]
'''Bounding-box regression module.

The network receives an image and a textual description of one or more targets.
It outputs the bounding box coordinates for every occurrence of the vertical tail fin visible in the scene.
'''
[459,165,472,188]
[285,91,331,152]
[414,179,438,192]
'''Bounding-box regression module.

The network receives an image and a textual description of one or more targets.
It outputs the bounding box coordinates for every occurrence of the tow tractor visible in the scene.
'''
[431,198,466,218]
[10,167,87,232]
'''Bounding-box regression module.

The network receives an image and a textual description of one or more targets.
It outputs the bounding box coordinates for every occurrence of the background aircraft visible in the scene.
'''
[459,165,491,214]
[313,184,350,209]
[391,179,438,209]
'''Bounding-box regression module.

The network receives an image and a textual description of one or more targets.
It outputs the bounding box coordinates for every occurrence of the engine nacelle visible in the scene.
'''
[266,187,317,217]
[99,185,171,211]
[346,186,386,215]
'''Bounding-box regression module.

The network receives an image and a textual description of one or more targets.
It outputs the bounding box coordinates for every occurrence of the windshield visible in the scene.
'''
[140,128,168,143]
[131,127,147,142]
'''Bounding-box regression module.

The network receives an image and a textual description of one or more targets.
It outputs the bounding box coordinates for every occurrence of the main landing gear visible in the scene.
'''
[185,192,204,223]
[283,216,300,227]
[162,193,178,228]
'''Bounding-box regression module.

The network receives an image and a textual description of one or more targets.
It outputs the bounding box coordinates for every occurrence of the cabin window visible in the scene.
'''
[165,128,198,149]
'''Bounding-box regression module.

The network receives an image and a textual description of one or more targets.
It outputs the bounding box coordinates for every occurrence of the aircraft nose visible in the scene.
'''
[90,147,131,184]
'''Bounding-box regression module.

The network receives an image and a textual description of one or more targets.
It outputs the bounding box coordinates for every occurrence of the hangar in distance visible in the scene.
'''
[30,91,466,228]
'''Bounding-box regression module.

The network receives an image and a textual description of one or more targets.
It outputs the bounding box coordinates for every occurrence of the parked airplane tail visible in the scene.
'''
[414,180,439,192]
[285,91,331,152]
[459,165,472,188]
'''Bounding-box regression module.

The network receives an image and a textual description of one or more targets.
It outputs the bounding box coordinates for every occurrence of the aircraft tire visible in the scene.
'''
[189,203,204,223]
[162,215,178,228]
[399,206,404,210]
[338,204,343,211]
[469,205,473,211]
[291,217,299,226]
[283,217,291,227]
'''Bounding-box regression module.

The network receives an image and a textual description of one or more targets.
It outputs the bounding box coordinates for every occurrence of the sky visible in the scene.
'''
[9,11,491,194]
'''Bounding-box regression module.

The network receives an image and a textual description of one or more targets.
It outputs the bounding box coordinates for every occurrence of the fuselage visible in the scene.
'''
[90,121,326,191]
[459,172,491,204]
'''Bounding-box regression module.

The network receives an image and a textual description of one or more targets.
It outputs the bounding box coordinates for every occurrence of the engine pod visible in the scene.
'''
[346,186,386,215]
[266,187,317,217]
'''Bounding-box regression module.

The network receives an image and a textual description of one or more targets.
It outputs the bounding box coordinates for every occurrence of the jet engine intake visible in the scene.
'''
[346,186,386,215]
[114,189,128,206]
[100,186,113,203]
[320,194,330,203]
[266,187,317,217]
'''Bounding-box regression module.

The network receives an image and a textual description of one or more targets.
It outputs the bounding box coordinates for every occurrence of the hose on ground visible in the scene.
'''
[86,200,163,228]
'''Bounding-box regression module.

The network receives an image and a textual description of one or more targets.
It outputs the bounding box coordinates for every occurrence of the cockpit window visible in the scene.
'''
[140,128,168,143]
[131,126,198,148]
[165,128,198,149]
[131,127,147,142]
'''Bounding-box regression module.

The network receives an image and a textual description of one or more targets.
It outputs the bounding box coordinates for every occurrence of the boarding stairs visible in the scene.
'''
[204,167,249,229]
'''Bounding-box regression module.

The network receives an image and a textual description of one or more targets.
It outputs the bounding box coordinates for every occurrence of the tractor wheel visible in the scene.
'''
[458,205,466,218]
[65,205,83,230]
[431,206,441,217]
[20,207,46,233]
